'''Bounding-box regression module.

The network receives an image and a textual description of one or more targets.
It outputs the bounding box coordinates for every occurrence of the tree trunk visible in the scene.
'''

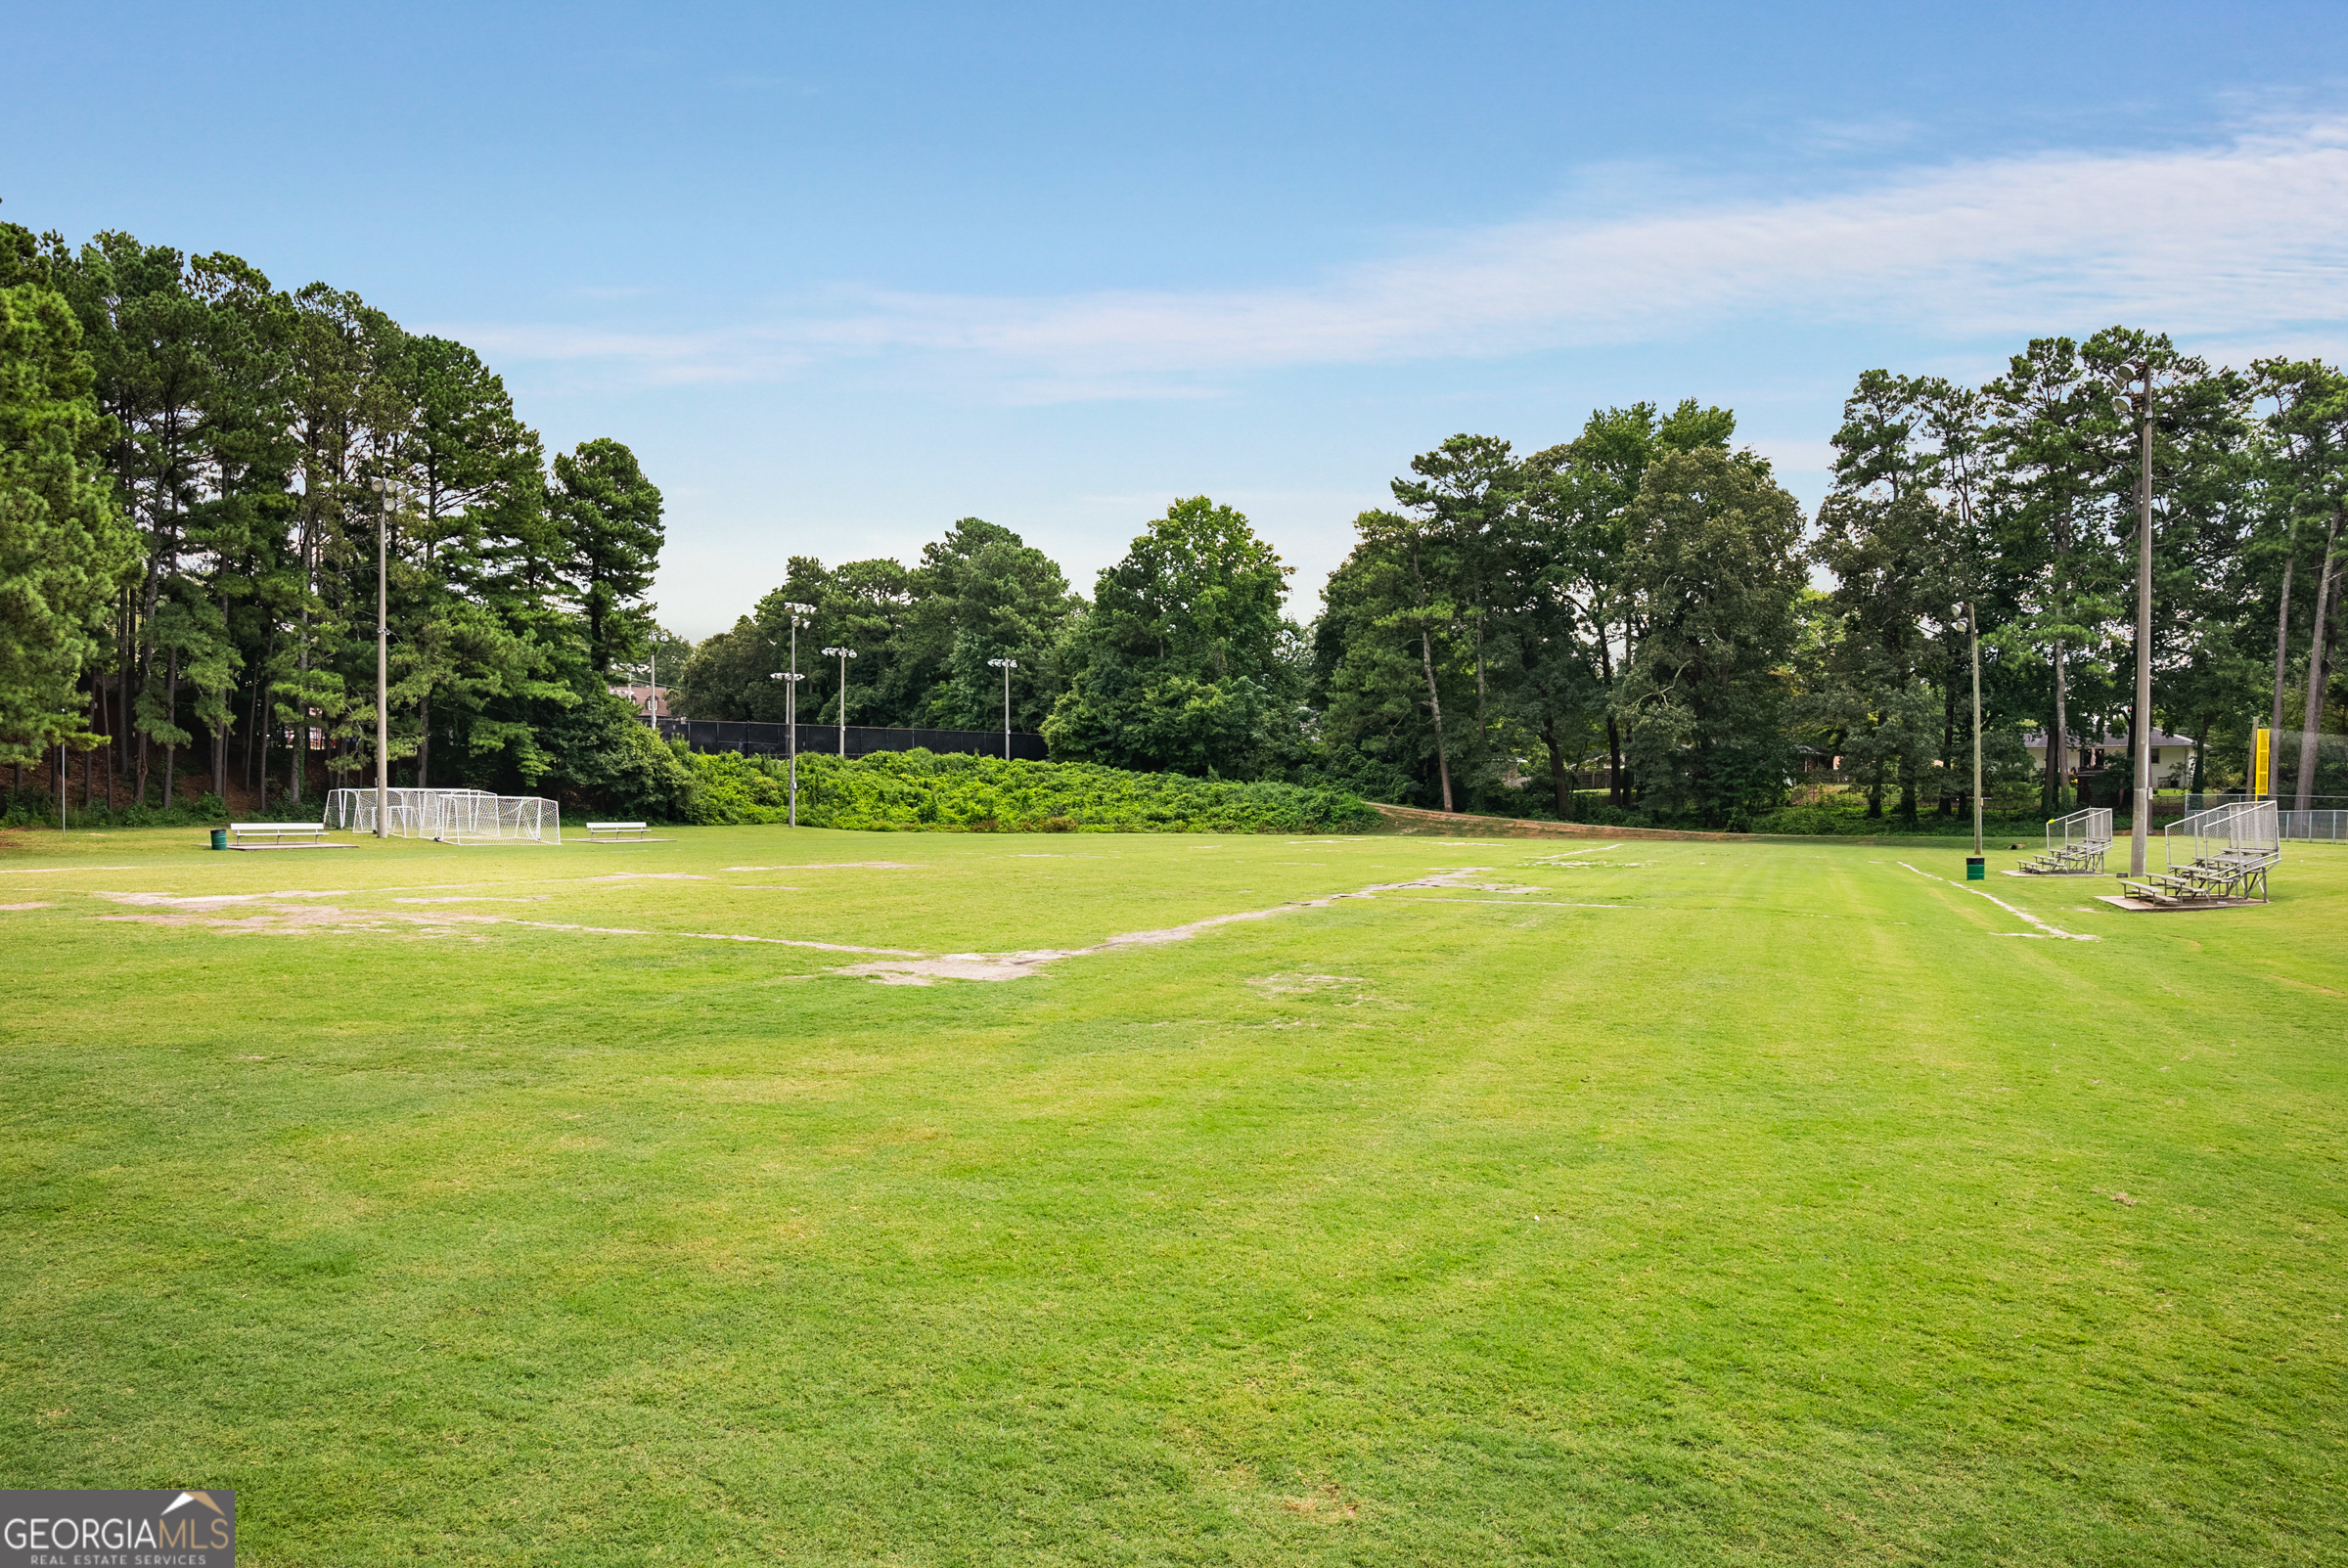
[2047,637,2068,815]
[1598,629,1624,805]
[418,694,430,788]
[257,688,272,809]
[290,622,308,808]
[2271,521,2298,789]
[161,650,179,809]
[1421,627,1453,813]
[1939,675,1958,815]
[1542,713,1571,819]
[116,590,133,789]
[1867,756,1884,818]
[1473,615,1487,760]
[2124,687,2139,823]
[2295,515,2342,810]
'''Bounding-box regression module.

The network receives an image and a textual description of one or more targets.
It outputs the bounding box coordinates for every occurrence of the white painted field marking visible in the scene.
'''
[832,867,1514,985]
[1394,897,1623,908]
[0,866,139,874]
[1896,862,2098,941]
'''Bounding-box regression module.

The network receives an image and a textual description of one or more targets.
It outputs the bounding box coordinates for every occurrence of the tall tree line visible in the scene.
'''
[0,216,669,814]
[672,500,1304,779]
[1311,330,2341,826]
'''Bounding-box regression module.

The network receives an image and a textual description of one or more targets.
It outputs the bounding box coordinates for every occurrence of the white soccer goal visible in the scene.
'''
[326,787,562,844]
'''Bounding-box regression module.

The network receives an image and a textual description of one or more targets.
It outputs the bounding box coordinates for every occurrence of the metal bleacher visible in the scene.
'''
[2019,807,2113,874]
[2117,799,2280,906]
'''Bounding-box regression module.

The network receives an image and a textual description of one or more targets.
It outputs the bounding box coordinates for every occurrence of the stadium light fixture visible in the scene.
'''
[777,603,817,824]
[822,647,858,755]
[986,658,1018,761]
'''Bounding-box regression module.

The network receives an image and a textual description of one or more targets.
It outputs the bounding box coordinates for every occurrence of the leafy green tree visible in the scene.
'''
[2076,327,2252,794]
[1384,434,1524,797]
[2249,359,2348,803]
[1985,337,2118,813]
[1311,523,1468,807]
[873,519,1075,730]
[1046,497,1298,776]
[0,277,138,760]
[1523,400,1737,803]
[1612,445,1808,826]
[671,616,781,721]
[549,437,663,676]
[1809,371,1969,823]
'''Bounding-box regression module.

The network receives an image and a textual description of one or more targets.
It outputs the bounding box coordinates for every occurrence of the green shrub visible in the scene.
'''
[676,748,1378,833]
[1745,803,2053,837]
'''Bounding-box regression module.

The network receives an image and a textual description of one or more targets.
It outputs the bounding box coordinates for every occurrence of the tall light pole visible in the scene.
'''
[369,476,396,839]
[986,658,1017,760]
[822,647,858,755]
[2113,364,2155,877]
[1966,601,1984,866]
[774,601,815,826]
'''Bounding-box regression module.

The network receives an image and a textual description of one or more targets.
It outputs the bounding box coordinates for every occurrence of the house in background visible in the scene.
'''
[2022,729,2196,788]
[609,683,670,719]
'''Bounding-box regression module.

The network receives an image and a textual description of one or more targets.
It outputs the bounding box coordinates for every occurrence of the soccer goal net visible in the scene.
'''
[325,788,562,844]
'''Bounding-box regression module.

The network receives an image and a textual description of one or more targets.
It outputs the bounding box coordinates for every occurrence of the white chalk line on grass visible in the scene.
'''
[832,868,1520,985]
[80,865,1619,985]
[1382,896,1625,908]
[0,866,140,874]
[86,891,925,957]
[1897,862,2099,941]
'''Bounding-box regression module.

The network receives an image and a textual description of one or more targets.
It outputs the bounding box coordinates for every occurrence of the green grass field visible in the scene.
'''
[4,822,2343,1565]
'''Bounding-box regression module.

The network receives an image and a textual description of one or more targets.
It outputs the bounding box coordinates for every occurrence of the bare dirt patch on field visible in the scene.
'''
[722,863,915,872]
[832,868,1503,985]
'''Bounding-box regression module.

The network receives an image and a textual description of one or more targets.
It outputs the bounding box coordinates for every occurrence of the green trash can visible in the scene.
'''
[209,828,228,851]
[1965,855,1985,880]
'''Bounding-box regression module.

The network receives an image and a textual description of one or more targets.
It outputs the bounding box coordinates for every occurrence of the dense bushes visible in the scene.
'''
[1744,799,2051,837]
[679,747,1377,833]
[0,790,231,829]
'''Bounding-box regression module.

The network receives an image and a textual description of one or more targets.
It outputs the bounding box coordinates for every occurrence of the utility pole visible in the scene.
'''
[1967,601,1984,866]
[2114,364,2155,877]
[370,477,396,839]
[823,647,858,755]
[772,602,815,827]
[987,658,1018,760]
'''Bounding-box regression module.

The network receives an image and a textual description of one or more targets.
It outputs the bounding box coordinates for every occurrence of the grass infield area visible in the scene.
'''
[3,825,2343,1565]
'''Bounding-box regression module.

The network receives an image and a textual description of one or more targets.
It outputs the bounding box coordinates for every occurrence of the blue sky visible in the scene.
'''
[10,2,2348,635]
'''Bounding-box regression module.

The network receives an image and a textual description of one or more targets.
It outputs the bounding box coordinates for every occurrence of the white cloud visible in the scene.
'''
[450,115,2348,392]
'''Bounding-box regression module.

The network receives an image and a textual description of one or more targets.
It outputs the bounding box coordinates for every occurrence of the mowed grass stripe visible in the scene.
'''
[2,827,2342,1564]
